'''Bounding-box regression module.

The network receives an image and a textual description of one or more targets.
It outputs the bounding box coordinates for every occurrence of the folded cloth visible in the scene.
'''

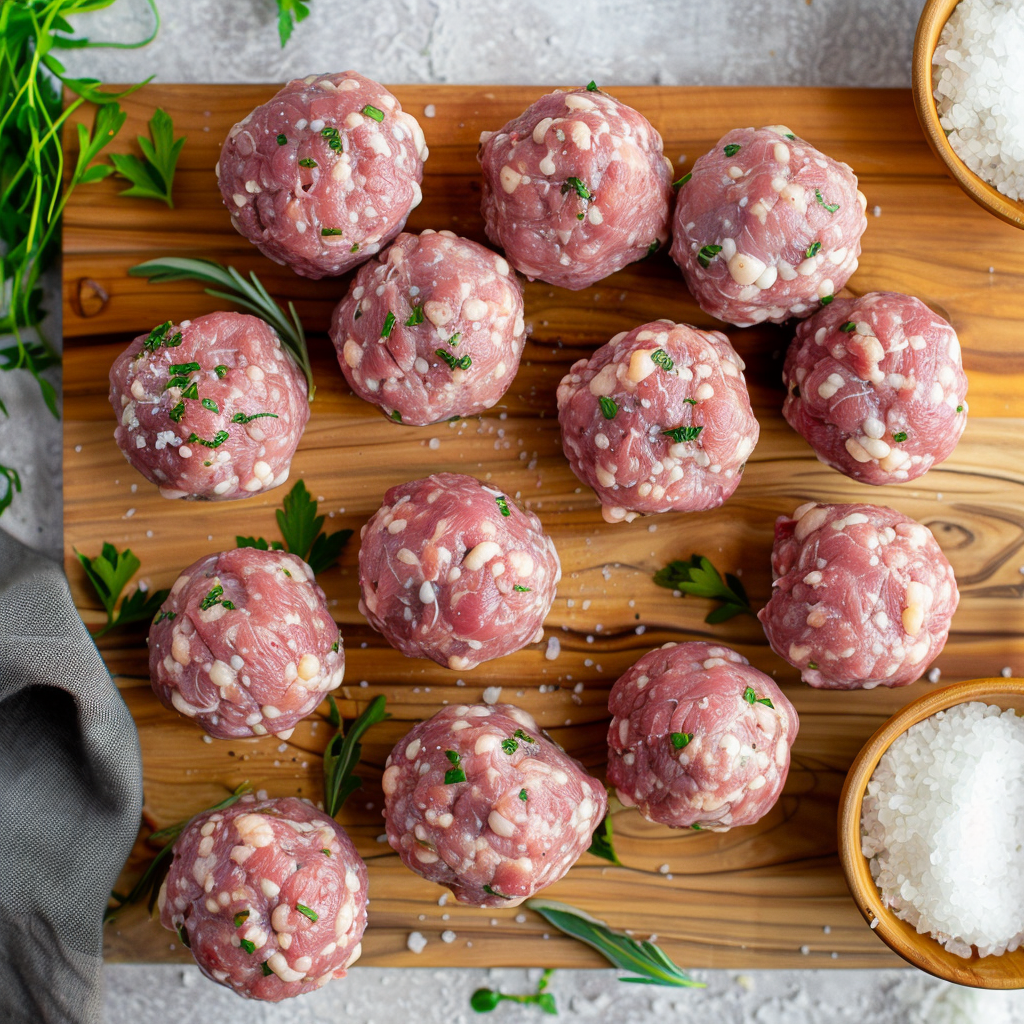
[0,530,143,1024]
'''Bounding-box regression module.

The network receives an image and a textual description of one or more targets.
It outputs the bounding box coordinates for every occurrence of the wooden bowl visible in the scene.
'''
[839,678,1024,988]
[913,0,1024,229]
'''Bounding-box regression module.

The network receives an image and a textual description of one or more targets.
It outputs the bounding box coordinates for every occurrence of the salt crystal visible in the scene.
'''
[406,931,427,954]
[481,685,502,705]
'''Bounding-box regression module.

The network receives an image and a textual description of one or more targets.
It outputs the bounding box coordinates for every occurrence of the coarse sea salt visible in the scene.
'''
[933,0,1024,201]
[861,701,1024,958]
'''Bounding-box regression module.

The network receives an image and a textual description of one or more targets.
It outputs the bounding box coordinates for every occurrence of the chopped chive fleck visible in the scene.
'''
[482,884,514,900]
[742,686,757,704]
[814,188,840,213]
[697,243,723,268]
[165,332,183,348]
[785,133,796,140]
[187,430,230,449]
[513,729,535,744]
[586,80,598,91]
[200,585,224,610]
[261,961,272,977]
[513,584,531,592]
[330,639,339,653]
[164,376,190,391]
[670,732,692,749]
[381,311,396,338]
[298,157,317,167]
[561,176,592,200]
[724,143,741,157]
[182,381,199,400]
[650,348,674,372]
[321,848,331,856]
[662,425,703,443]
[682,397,698,406]
[519,788,528,800]
[435,348,471,371]
[144,321,172,351]
[234,910,250,928]
[169,362,201,374]
[445,767,467,785]
[598,395,618,419]
[390,409,402,422]
[577,211,585,220]
[282,568,292,578]
[361,104,385,122]
[646,239,660,256]
[153,609,176,624]
[496,495,511,517]
[808,660,819,670]
[202,398,219,413]
[446,332,461,347]
[692,824,703,831]
[405,306,424,326]
[321,227,344,236]
[956,404,964,413]
[231,411,280,423]
[239,938,256,954]
[840,321,857,332]
[445,750,460,763]
[819,295,834,306]
[805,241,822,258]
[501,737,518,755]
[672,172,692,188]
[350,243,359,253]
[215,365,229,378]
[176,924,191,948]
[892,430,908,443]
[276,133,287,145]
[296,903,319,923]
[169,402,185,423]
[757,696,775,708]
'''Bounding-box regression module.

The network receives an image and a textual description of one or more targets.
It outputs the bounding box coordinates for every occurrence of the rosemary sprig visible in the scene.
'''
[76,542,169,637]
[323,694,389,817]
[128,257,315,399]
[653,554,753,624]
[105,782,251,923]
[525,900,704,989]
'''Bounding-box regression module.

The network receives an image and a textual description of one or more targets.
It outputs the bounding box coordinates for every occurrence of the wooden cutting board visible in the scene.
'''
[62,84,1024,971]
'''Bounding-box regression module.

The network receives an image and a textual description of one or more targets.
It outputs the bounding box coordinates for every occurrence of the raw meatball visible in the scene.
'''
[758,502,959,690]
[149,548,344,739]
[218,71,427,279]
[358,473,560,670]
[479,86,674,290]
[670,125,867,326]
[382,703,607,906]
[109,312,309,501]
[158,793,367,1001]
[330,230,526,424]
[782,292,968,484]
[556,320,759,523]
[607,642,799,831]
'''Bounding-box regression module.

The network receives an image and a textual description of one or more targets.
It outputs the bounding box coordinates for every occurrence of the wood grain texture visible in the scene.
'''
[62,85,1024,969]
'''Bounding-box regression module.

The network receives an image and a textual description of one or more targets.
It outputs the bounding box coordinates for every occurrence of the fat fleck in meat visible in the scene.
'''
[758,502,959,689]
[607,642,799,831]
[149,547,343,739]
[358,472,560,671]
[109,312,309,501]
[382,703,607,906]
[158,793,367,1001]
[556,320,759,523]
[218,71,427,279]
[479,87,673,290]
[670,125,867,326]
[331,230,526,424]
[782,292,968,484]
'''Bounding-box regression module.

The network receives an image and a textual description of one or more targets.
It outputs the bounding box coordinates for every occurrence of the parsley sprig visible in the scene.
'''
[77,543,170,638]
[587,814,621,866]
[323,694,389,817]
[471,968,557,1015]
[653,554,753,624]
[129,257,315,399]
[525,900,704,988]
[110,107,184,207]
[236,479,352,576]
[275,0,310,46]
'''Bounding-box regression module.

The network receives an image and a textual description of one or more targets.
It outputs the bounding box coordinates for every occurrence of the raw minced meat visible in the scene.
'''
[382,703,607,906]
[109,312,309,501]
[218,71,427,279]
[331,230,526,424]
[149,547,343,739]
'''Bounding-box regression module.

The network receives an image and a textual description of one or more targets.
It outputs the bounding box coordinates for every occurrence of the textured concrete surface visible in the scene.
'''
[11,0,1024,1020]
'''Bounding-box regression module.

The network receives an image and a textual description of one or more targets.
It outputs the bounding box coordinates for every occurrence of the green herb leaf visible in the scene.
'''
[513,729,535,743]
[697,244,723,269]
[513,585,531,592]
[296,903,318,923]
[483,883,515,900]
[646,239,660,257]
[201,398,218,413]
[956,404,964,413]
[814,188,840,213]
[561,176,592,200]
[670,732,692,749]
[445,767,467,785]
[381,311,396,338]
[501,737,518,755]
[672,172,692,188]
[215,364,229,378]
[723,143,741,157]
[361,104,385,122]
[653,554,753,624]
[808,660,819,670]
[495,495,511,517]
[436,348,472,372]
[239,938,256,954]
[650,349,674,372]
[390,409,402,422]
[187,430,230,449]
[298,157,316,167]
[405,305,424,326]
[892,430,908,443]
[276,0,311,47]
[322,694,389,816]
[234,910,250,927]
[598,395,618,419]
[662,425,703,444]
[819,294,834,305]
[586,80,598,91]
[447,332,461,347]
[805,241,822,258]
[588,815,621,865]
[231,411,279,424]
[519,788,529,801]
[261,961,272,976]
[742,686,756,704]
[110,108,184,207]
[321,227,344,236]
[525,900,704,988]
[840,321,856,332]
[277,133,288,145]
[76,543,169,638]
[130,258,315,399]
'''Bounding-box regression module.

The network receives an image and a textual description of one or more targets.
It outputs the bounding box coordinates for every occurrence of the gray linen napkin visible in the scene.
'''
[0,530,143,1024]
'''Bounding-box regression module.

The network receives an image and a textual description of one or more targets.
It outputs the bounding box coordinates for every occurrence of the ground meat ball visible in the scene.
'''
[556,320,759,523]
[758,502,959,690]
[149,548,343,739]
[330,230,526,424]
[158,793,367,1001]
[358,473,560,670]
[782,292,968,484]
[607,642,799,832]
[218,71,427,279]
[109,312,309,501]
[479,86,673,290]
[382,703,607,906]
[670,125,867,326]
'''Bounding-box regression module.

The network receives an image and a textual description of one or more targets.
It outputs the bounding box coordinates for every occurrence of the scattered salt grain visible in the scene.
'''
[861,701,1024,958]
[544,636,560,660]
[406,931,427,954]
[481,686,502,705]
[927,667,942,684]
[424,104,436,118]
[440,929,457,944]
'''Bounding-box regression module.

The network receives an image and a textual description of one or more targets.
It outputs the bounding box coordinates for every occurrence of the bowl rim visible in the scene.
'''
[838,677,1024,989]
[912,0,1024,230]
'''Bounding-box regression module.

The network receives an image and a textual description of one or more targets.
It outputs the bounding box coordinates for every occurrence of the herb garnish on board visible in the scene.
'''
[323,694,389,817]
[77,543,170,637]
[471,968,557,1015]
[653,554,753,624]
